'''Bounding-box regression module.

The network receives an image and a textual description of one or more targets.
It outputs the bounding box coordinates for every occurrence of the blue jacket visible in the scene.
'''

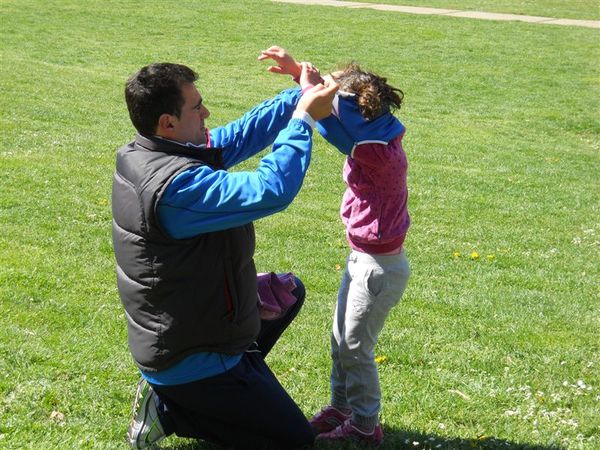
[158,88,311,239]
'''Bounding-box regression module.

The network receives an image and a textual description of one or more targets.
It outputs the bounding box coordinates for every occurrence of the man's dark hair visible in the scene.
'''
[125,63,198,136]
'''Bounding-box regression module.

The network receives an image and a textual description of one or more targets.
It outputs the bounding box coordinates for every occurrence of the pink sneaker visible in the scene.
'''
[317,419,384,447]
[309,406,352,434]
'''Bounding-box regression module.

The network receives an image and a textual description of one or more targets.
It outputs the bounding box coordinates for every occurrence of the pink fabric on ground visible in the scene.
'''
[257,272,298,320]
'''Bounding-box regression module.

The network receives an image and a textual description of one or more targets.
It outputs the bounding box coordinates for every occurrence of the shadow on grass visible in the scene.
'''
[159,427,565,450]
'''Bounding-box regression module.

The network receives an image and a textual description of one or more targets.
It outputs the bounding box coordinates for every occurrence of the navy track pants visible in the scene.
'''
[152,279,314,449]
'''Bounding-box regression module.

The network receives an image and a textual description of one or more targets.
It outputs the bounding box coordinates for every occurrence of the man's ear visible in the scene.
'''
[155,113,178,139]
[157,113,176,132]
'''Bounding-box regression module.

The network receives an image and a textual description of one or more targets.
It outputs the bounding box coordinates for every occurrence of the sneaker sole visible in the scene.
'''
[127,381,157,449]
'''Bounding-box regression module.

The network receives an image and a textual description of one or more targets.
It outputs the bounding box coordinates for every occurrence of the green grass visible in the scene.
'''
[1,0,599,449]
[351,0,600,20]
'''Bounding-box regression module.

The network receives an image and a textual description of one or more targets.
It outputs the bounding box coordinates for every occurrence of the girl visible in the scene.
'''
[310,64,410,447]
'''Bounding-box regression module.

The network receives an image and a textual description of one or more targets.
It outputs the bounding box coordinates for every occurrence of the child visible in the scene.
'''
[310,63,410,447]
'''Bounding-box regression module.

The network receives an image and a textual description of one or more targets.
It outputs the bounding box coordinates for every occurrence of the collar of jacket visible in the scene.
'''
[135,133,224,169]
[334,95,405,144]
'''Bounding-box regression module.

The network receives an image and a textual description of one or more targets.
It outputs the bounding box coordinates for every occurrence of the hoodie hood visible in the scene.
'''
[316,92,405,155]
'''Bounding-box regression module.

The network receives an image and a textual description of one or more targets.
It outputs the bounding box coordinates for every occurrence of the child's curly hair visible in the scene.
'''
[334,63,403,121]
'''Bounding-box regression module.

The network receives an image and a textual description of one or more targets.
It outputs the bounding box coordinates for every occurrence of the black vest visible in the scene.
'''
[112,134,260,372]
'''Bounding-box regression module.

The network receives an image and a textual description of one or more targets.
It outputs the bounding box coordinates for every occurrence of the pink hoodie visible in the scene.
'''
[341,134,410,254]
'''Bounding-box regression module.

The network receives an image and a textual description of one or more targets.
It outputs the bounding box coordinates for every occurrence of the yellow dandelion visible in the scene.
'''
[452,251,461,258]
[470,251,479,260]
[486,254,495,261]
[335,264,341,271]
[374,356,388,364]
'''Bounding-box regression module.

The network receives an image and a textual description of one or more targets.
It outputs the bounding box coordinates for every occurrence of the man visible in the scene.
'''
[112,48,337,449]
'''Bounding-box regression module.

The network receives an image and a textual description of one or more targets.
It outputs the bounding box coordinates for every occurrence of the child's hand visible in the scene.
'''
[258,46,302,78]
[299,62,323,90]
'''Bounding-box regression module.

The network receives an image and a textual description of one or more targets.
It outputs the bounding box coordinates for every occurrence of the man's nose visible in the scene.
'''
[200,105,210,119]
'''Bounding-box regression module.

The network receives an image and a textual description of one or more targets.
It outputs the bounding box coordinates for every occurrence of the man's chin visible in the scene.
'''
[186,130,207,147]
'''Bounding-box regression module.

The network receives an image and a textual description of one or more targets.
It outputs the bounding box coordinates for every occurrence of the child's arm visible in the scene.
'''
[258,45,324,90]
[258,45,302,78]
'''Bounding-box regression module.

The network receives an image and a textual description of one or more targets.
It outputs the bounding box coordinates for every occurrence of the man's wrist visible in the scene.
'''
[292,110,316,130]
[300,84,314,95]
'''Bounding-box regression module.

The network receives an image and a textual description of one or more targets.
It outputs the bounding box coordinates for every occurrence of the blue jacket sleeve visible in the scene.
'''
[157,118,312,239]
[209,88,301,169]
[316,115,355,156]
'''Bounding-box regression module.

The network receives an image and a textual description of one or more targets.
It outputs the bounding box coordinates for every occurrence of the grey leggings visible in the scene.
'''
[330,250,410,428]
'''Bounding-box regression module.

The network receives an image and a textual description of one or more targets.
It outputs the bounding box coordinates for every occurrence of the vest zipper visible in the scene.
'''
[223,274,235,321]
[223,233,239,322]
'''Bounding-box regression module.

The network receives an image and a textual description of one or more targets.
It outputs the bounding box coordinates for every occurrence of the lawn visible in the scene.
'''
[0,0,598,449]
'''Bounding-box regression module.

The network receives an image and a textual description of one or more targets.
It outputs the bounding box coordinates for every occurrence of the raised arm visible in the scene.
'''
[158,80,338,239]
[258,46,323,89]
[210,61,328,168]
[258,45,302,78]
[209,87,301,169]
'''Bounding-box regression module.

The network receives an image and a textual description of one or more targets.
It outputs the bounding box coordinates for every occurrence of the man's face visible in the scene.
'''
[170,82,210,146]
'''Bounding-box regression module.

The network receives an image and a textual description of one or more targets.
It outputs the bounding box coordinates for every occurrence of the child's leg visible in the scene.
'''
[339,250,409,429]
[330,262,352,410]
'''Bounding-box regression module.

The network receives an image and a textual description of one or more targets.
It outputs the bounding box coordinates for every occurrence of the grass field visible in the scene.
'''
[1,0,598,449]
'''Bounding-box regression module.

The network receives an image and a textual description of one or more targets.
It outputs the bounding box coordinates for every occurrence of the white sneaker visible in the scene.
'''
[127,378,166,449]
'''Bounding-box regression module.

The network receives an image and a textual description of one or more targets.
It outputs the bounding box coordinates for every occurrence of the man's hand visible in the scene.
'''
[258,45,302,79]
[295,79,339,122]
